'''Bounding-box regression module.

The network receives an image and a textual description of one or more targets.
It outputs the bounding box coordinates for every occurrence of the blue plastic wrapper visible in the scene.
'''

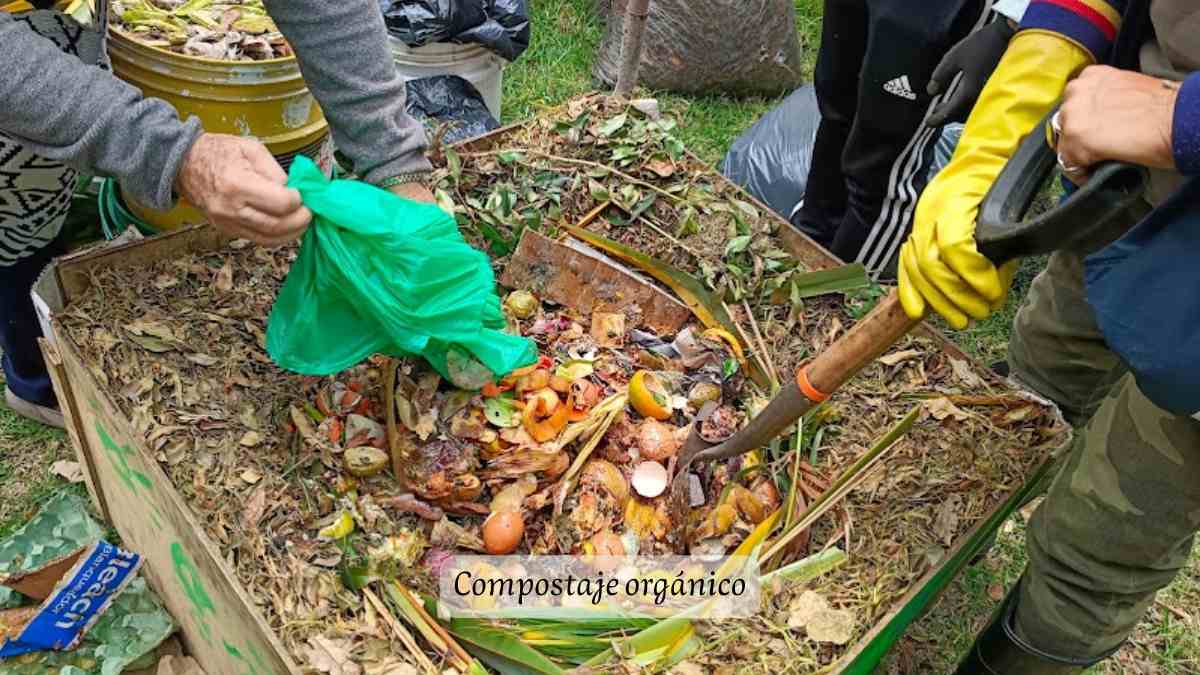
[0,541,141,658]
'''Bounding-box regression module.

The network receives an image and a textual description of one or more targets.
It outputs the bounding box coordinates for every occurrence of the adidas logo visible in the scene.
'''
[883,75,917,100]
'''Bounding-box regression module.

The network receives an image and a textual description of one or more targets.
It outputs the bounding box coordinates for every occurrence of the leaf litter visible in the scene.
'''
[60,94,1068,673]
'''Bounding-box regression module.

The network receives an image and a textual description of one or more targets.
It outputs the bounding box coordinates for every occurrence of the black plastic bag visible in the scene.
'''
[405,75,500,144]
[380,0,530,62]
[594,0,803,96]
[720,86,819,223]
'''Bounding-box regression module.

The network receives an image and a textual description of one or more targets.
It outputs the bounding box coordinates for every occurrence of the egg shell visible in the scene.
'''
[483,511,525,554]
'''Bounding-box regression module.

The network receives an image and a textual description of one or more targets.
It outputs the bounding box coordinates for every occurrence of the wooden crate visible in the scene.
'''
[36,132,1067,675]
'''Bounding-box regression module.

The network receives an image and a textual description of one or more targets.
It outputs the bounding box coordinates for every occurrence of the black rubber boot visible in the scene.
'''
[955,578,1113,674]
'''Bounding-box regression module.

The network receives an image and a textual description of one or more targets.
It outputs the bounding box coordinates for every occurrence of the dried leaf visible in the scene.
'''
[590,312,626,348]
[788,590,855,644]
[925,397,969,421]
[950,358,985,388]
[1004,405,1038,423]
[394,394,418,431]
[128,333,175,353]
[932,494,961,546]
[364,661,417,675]
[239,430,261,447]
[645,158,675,178]
[50,460,84,484]
[807,607,855,645]
[186,353,220,366]
[787,590,829,629]
[127,318,175,341]
[213,260,234,293]
[240,468,263,484]
[878,349,922,367]
[630,98,661,119]
[242,485,268,530]
[303,635,362,675]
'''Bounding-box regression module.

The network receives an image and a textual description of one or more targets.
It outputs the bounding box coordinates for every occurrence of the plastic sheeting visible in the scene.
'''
[380,0,530,61]
[721,85,963,228]
[267,156,537,383]
[720,86,819,223]
[406,75,500,144]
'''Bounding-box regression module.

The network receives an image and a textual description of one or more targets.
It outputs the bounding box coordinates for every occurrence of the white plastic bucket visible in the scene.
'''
[389,38,506,120]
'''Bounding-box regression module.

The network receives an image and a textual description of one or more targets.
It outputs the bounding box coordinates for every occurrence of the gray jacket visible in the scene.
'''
[0,0,430,211]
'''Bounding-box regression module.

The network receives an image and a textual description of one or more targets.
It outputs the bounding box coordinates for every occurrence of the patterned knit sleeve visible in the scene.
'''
[1018,0,1126,63]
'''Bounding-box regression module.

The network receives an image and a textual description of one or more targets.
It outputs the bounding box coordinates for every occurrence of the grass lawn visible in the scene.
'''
[0,0,1194,672]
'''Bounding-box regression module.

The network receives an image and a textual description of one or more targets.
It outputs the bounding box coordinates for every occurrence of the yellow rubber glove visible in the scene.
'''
[898,32,1092,329]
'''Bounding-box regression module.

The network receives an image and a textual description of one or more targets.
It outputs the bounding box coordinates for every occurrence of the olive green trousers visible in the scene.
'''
[1006,250,1200,661]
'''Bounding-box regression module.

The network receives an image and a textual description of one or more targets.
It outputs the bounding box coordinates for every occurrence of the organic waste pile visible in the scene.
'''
[109,0,291,60]
[58,96,1069,673]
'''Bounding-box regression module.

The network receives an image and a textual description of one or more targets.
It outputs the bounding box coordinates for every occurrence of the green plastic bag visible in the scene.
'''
[267,156,536,383]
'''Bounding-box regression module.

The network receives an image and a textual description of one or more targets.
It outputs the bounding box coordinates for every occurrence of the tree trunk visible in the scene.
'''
[613,0,651,97]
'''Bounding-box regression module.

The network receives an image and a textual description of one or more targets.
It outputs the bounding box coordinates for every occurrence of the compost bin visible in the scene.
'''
[106,23,332,231]
[35,95,1069,674]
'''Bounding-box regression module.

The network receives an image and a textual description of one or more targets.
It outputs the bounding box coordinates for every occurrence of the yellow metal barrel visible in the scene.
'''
[106,25,331,230]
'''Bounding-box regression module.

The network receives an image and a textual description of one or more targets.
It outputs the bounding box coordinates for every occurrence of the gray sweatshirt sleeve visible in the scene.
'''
[263,0,432,183]
[0,11,202,211]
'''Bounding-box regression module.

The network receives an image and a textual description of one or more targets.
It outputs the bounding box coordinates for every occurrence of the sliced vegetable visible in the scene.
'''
[318,510,354,539]
[555,359,595,380]
[484,396,522,428]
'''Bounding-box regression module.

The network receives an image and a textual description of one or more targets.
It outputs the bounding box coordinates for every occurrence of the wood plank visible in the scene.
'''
[40,337,110,521]
[500,229,692,334]
[55,225,226,304]
[53,327,299,675]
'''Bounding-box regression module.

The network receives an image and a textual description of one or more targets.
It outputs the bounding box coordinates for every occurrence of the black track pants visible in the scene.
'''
[794,0,991,279]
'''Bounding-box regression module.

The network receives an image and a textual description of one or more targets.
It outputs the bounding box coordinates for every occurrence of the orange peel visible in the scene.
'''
[629,370,672,420]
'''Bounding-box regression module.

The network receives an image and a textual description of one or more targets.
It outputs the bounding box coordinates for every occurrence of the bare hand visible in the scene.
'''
[175,133,312,245]
[386,182,436,204]
[1056,66,1179,182]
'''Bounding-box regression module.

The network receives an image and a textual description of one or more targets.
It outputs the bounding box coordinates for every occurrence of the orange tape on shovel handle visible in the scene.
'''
[796,366,829,404]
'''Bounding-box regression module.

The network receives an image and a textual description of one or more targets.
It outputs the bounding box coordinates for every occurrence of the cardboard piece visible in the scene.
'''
[500,229,692,334]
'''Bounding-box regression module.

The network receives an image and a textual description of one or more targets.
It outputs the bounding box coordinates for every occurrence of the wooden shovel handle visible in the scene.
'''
[801,290,919,399]
[691,290,918,465]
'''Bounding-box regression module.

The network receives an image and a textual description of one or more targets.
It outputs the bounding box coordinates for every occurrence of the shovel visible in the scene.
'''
[667,111,1150,551]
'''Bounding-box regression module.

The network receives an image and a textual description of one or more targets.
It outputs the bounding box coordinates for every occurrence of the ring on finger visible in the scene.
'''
[1056,151,1084,174]
[1047,110,1063,148]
